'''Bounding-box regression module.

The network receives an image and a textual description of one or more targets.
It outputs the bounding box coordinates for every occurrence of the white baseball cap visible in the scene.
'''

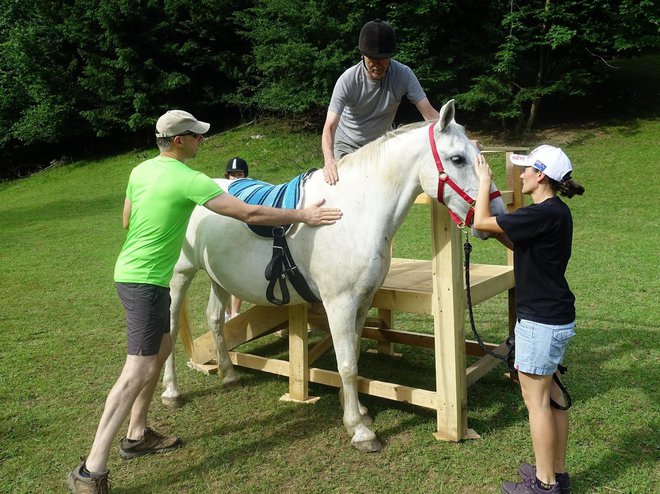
[510,145,573,182]
[155,110,210,138]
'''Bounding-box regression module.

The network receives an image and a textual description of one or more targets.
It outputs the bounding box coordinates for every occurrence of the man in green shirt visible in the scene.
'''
[67,110,342,493]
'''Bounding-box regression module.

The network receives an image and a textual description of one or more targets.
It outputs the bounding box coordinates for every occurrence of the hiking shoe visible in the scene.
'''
[119,427,182,459]
[519,463,572,494]
[67,459,110,494]
[502,477,560,494]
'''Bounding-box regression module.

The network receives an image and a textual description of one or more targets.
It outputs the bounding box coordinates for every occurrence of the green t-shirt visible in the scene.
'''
[114,156,223,287]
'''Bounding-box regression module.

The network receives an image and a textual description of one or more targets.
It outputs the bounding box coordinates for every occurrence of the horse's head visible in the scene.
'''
[420,100,506,239]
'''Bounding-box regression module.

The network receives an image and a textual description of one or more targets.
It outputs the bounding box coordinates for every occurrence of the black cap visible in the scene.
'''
[358,19,396,59]
[225,157,248,177]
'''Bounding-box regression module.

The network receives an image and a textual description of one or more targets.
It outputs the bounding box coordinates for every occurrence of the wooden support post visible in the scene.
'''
[281,304,319,404]
[505,150,523,383]
[430,202,476,441]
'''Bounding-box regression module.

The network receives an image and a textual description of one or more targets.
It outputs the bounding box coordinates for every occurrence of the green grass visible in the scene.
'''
[1,117,658,494]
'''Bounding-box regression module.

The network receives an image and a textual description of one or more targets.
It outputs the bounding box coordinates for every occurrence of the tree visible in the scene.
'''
[455,0,660,132]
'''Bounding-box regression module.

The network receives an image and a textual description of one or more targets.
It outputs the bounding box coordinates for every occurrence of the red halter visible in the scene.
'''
[428,123,501,227]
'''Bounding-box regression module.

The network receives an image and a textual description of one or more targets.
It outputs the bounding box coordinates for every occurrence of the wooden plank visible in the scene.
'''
[308,367,438,409]
[186,360,218,375]
[223,305,289,350]
[431,202,468,441]
[225,351,439,409]
[468,266,515,304]
[288,304,310,401]
[466,342,510,386]
[482,146,528,153]
[465,339,502,356]
[191,331,216,365]
[371,289,432,314]
[361,326,435,349]
[431,204,467,441]
[228,351,290,376]
[373,261,514,312]
[373,308,396,355]
[308,334,333,365]
[189,304,290,365]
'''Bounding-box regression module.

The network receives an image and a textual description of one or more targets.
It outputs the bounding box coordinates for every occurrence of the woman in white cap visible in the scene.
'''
[473,146,584,494]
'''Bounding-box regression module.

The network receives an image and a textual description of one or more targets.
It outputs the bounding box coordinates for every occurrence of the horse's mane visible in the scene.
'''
[337,118,467,173]
[337,121,434,172]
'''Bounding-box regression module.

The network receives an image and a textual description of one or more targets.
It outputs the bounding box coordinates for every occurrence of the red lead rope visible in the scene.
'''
[428,123,501,227]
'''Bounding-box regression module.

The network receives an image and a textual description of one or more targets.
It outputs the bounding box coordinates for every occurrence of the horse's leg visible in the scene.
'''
[207,280,240,386]
[325,296,382,452]
[337,301,374,426]
[162,265,196,408]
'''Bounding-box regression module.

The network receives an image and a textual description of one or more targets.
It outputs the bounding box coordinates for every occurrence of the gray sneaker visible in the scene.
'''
[519,463,572,494]
[66,459,109,494]
[119,427,182,459]
[502,477,560,494]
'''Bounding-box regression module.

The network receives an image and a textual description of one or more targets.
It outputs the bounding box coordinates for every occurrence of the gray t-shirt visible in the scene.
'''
[328,59,427,158]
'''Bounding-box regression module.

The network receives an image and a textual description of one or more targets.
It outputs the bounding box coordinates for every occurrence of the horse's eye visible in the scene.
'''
[450,155,466,166]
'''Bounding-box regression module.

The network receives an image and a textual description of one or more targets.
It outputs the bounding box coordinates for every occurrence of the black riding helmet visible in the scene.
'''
[225,157,249,177]
[358,19,396,59]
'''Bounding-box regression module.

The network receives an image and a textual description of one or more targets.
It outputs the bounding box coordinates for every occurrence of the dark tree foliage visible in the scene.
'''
[0,0,657,174]
[227,0,373,115]
[455,0,660,132]
[0,0,248,168]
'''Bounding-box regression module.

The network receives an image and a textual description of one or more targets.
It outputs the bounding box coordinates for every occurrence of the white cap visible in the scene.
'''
[510,145,573,182]
[155,110,210,138]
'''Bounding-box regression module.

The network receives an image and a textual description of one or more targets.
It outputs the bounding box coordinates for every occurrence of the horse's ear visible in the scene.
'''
[438,99,455,132]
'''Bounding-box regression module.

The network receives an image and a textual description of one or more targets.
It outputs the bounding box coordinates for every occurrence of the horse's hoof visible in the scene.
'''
[221,377,242,390]
[352,438,382,453]
[161,396,185,409]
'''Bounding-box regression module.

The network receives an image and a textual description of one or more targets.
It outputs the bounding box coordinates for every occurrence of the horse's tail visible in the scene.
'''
[178,297,194,358]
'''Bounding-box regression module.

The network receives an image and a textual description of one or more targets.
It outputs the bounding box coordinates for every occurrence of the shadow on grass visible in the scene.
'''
[112,390,344,493]
[152,314,656,494]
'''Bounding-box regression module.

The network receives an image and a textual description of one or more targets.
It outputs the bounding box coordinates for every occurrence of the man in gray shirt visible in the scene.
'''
[321,19,439,185]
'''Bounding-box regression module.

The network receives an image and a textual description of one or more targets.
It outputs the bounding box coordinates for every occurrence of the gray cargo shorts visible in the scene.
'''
[115,282,171,356]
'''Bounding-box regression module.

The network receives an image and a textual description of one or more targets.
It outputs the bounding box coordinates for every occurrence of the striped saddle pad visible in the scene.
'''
[227,170,314,237]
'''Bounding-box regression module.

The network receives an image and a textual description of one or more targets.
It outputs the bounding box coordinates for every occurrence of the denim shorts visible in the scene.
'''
[116,283,171,356]
[514,318,575,375]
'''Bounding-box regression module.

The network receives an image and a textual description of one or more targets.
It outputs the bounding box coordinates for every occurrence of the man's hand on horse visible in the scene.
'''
[303,199,342,226]
[322,160,339,185]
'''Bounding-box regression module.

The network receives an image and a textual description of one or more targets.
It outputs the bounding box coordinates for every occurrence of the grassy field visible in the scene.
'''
[0,111,658,493]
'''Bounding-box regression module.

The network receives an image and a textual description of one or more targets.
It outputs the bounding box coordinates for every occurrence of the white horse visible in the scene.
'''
[162,100,506,452]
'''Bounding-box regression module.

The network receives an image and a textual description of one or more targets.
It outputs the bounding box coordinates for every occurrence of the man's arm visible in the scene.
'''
[414,97,439,121]
[122,197,132,229]
[321,110,341,185]
[203,193,342,227]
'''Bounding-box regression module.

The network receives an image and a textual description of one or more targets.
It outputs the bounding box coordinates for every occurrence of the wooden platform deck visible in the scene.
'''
[374,258,514,314]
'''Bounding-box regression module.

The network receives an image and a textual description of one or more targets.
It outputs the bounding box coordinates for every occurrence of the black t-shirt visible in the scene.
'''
[497,196,576,324]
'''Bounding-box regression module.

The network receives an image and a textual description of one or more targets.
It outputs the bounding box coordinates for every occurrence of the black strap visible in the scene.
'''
[265,227,321,305]
[464,237,516,373]
[551,365,572,410]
